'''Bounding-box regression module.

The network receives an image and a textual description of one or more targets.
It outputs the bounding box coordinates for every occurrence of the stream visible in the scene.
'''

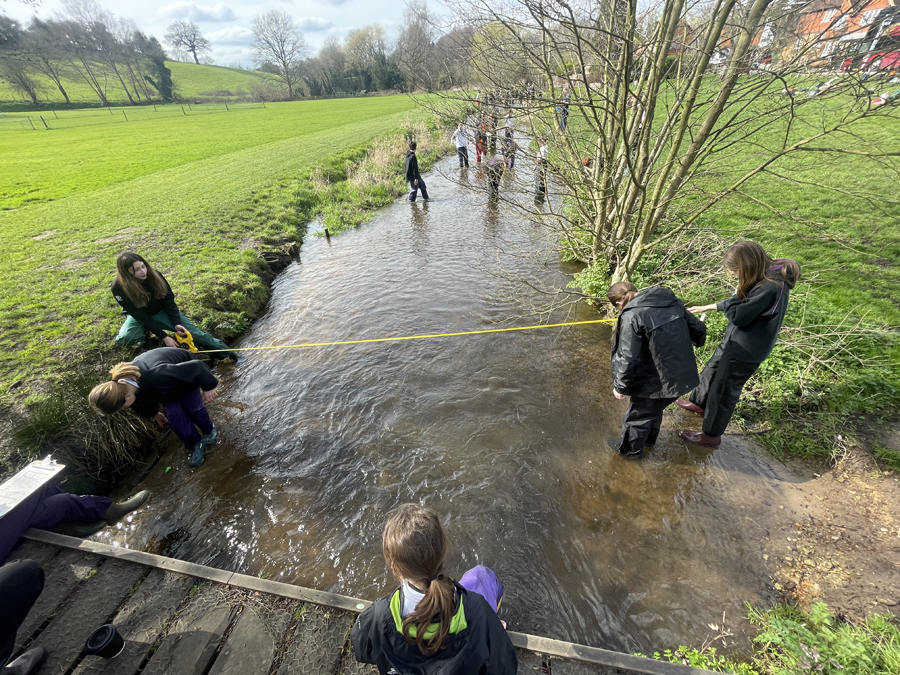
[103,154,799,655]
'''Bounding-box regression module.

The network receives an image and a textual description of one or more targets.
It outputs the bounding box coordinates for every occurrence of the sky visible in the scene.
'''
[3,0,446,67]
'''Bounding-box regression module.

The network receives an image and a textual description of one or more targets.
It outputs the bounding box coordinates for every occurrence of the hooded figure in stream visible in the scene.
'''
[607,283,707,459]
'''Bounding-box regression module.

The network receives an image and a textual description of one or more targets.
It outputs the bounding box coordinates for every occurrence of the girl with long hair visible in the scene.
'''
[89,347,220,467]
[111,252,236,360]
[677,241,801,447]
[351,504,516,675]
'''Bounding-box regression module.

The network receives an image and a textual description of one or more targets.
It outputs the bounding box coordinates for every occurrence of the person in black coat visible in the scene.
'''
[608,282,707,459]
[111,252,236,360]
[404,141,429,202]
[89,348,219,467]
[351,504,516,675]
[678,241,800,447]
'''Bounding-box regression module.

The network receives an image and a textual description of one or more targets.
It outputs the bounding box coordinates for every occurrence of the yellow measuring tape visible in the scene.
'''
[198,318,617,354]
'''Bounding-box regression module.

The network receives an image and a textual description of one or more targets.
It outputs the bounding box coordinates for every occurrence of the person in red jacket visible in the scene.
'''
[351,504,516,675]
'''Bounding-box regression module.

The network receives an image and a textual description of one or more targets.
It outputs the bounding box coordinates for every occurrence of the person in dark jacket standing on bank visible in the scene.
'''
[677,241,800,447]
[89,347,220,467]
[607,282,707,459]
[111,252,237,361]
[351,504,516,675]
[404,141,429,202]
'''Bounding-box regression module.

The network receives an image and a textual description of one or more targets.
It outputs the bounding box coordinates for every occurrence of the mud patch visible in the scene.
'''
[32,230,55,240]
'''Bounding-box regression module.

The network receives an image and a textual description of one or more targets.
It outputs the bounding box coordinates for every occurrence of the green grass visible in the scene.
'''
[0,95,421,398]
[0,61,270,109]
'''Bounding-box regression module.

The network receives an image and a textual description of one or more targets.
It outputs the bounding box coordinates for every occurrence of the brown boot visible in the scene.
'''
[675,398,704,416]
[678,430,721,447]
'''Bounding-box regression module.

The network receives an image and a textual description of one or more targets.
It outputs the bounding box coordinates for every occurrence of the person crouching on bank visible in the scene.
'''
[89,347,219,468]
[607,282,707,459]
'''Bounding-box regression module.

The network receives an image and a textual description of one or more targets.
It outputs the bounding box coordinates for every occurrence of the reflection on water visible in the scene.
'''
[104,156,797,654]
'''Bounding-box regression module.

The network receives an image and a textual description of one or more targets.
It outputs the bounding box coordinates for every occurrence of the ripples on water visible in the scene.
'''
[107,155,797,654]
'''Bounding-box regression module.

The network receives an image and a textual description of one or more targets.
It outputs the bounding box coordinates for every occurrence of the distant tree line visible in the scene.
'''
[0,0,172,106]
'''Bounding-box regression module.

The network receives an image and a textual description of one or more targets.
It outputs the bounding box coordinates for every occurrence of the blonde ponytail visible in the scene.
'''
[88,362,141,414]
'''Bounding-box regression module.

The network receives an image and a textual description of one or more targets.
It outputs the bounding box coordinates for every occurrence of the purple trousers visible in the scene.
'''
[163,388,213,448]
[0,484,111,564]
[459,565,504,612]
[407,178,429,202]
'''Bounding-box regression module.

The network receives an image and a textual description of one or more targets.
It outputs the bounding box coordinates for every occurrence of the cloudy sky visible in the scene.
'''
[4,0,446,67]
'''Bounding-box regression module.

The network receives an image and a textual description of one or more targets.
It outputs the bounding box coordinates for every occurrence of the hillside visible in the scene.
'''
[0,61,270,110]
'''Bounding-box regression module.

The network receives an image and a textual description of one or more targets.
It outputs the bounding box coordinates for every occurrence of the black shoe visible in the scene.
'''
[3,646,46,675]
[228,351,240,363]
[606,438,621,452]
[104,490,151,524]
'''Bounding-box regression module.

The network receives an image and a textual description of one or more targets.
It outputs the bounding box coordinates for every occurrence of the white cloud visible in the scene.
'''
[315,0,351,5]
[158,2,237,22]
[205,26,254,44]
[297,17,334,31]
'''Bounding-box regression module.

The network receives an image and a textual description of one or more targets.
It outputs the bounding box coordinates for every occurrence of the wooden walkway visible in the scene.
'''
[10,530,715,675]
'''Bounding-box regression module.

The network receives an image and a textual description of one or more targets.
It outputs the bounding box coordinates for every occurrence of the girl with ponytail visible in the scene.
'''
[677,241,801,447]
[89,347,220,468]
[351,504,516,675]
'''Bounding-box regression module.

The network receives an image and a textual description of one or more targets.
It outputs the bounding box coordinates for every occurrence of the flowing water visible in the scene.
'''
[105,155,801,654]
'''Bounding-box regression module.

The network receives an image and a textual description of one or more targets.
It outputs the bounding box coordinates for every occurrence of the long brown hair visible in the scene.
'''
[723,241,800,299]
[114,252,168,308]
[382,504,455,655]
[88,362,141,415]
[607,281,639,309]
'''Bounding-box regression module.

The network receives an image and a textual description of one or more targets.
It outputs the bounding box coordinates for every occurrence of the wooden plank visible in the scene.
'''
[7,539,61,566]
[516,648,547,675]
[207,606,275,675]
[31,557,146,675]
[72,570,195,675]
[277,605,354,675]
[16,550,100,654]
[551,657,617,675]
[227,571,371,614]
[140,585,237,675]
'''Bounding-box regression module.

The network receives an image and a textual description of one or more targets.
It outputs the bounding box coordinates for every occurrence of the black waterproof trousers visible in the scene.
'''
[0,559,44,667]
[689,345,760,437]
[617,396,676,457]
[457,147,469,168]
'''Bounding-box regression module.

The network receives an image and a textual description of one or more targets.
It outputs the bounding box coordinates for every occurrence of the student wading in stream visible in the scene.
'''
[89,347,220,468]
[405,140,429,202]
[607,282,707,459]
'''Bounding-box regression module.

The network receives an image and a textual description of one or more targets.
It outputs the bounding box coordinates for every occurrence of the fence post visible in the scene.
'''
[122,110,128,122]
[224,102,229,111]
[108,107,113,115]
[39,116,49,129]
[181,106,187,116]
[188,103,192,111]
[263,102,266,108]
[52,110,59,119]
[27,117,36,130]
[153,104,157,112]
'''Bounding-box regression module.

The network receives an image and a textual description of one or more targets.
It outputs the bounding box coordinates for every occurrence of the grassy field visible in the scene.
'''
[0,61,270,109]
[0,95,422,399]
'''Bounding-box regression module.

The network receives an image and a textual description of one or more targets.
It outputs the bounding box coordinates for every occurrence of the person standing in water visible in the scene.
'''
[405,141,430,202]
[451,124,469,168]
[351,504,516,675]
[89,347,219,468]
[607,282,707,459]
[677,241,800,447]
[111,252,237,361]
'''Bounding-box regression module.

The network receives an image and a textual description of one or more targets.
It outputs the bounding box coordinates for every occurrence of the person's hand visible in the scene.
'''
[613,389,627,400]
[153,412,168,428]
[203,389,219,403]
[414,178,418,186]
[174,324,187,336]
[163,336,178,348]
[688,303,716,314]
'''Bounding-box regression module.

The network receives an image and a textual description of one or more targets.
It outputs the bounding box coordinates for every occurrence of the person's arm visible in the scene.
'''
[480,596,518,675]
[112,283,170,341]
[153,359,219,392]
[350,605,378,665]
[683,306,707,347]
[610,315,642,396]
[721,283,779,326]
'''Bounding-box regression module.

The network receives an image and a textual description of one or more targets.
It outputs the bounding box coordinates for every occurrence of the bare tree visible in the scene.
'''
[25,19,72,103]
[164,20,210,65]
[251,9,307,99]
[395,1,437,91]
[433,0,900,283]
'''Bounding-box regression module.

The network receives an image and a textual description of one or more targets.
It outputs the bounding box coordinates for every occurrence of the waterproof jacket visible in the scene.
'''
[129,348,218,418]
[611,287,707,398]
[716,260,799,364]
[351,582,517,675]
[111,272,181,341]
[404,151,421,182]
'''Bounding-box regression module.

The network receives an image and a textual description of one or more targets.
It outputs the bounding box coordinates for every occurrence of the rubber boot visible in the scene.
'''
[3,647,46,675]
[189,440,207,468]
[103,490,151,525]
[202,427,217,445]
